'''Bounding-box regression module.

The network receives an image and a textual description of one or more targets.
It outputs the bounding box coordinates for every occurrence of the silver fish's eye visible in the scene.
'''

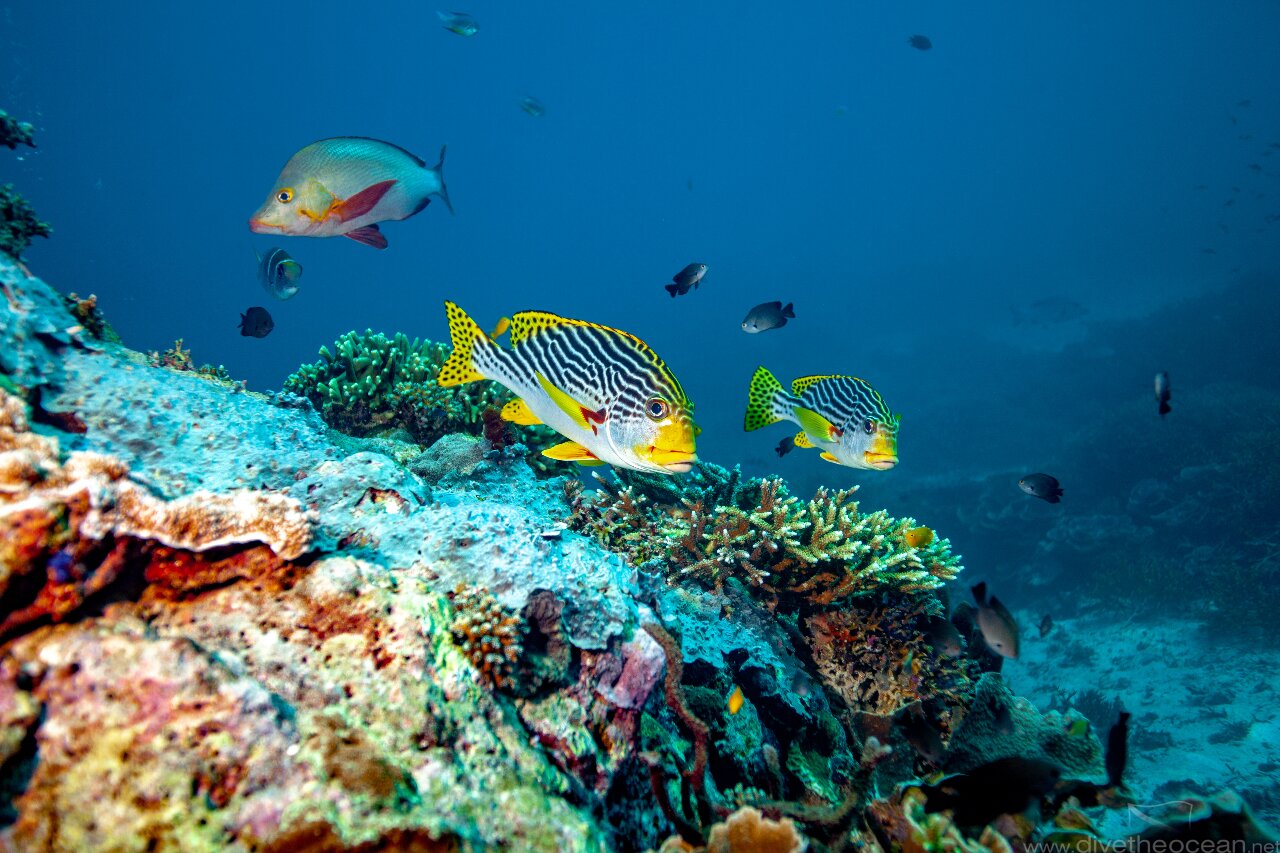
[645,398,669,420]
[863,418,875,434]
[276,188,294,204]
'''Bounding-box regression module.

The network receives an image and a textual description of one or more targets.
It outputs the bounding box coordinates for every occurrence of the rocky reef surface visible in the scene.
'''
[0,255,1273,852]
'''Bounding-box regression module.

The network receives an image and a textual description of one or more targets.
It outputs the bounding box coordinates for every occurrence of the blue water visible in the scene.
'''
[7,0,1280,692]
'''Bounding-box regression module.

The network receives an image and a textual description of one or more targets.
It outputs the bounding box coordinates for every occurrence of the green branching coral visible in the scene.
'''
[569,471,961,607]
[283,329,511,443]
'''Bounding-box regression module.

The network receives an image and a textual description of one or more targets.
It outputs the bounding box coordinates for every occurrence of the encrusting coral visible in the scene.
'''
[0,387,313,639]
[449,583,524,689]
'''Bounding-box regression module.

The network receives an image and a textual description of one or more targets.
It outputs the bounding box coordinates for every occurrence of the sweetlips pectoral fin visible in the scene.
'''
[501,399,542,425]
[542,440,602,465]
[344,224,388,249]
[795,407,841,441]
[334,179,397,222]
[535,372,605,433]
[794,431,815,449]
[820,451,841,464]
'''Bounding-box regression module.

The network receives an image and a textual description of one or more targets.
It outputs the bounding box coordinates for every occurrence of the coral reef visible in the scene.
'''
[0,184,51,261]
[61,292,120,343]
[1,251,1272,851]
[0,110,35,150]
[568,473,961,607]
[944,673,1101,777]
[0,112,48,261]
[147,338,237,385]
[448,584,524,689]
[283,329,513,445]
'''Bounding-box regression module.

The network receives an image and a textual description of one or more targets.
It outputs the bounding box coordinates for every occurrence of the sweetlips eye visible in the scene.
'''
[276,188,294,204]
[645,398,669,420]
[863,418,875,434]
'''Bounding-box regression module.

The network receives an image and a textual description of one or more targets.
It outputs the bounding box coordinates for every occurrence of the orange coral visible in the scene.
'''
[448,584,523,689]
[655,807,808,853]
[0,388,313,639]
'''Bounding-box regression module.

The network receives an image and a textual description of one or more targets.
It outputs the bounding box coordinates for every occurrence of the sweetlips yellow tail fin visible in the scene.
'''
[794,431,815,449]
[439,301,490,386]
[745,366,788,431]
[501,399,542,425]
[542,440,604,465]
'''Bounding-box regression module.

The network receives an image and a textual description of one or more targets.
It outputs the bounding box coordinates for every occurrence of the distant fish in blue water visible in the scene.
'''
[1155,371,1171,416]
[908,34,932,50]
[741,301,794,333]
[256,247,302,300]
[520,96,546,117]
[1019,473,1062,503]
[664,263,707,298]
[239,306,274,338]
[775,435,794,458]
[249,137,452,250]
[1038,613,1054,638]
[438,10,478,36]
[746,368,899,470]
[971,581,1020,659]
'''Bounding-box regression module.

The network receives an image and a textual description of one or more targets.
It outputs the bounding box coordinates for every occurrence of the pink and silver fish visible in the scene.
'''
[249,137,452,249]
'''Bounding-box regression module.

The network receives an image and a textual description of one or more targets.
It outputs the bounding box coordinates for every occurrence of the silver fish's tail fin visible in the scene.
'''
[433,145,454,215]
[782,302,795,319]
[439,301,499,386]
[744,366,795,431]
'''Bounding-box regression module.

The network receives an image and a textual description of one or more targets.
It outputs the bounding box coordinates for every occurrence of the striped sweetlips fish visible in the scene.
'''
[249,137,452,250]
[744,366,900,470]
[438,302,698,473]
[255,246,302,300]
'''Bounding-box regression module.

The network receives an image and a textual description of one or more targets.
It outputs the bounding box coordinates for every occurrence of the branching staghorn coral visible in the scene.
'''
[568,473,961,608]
